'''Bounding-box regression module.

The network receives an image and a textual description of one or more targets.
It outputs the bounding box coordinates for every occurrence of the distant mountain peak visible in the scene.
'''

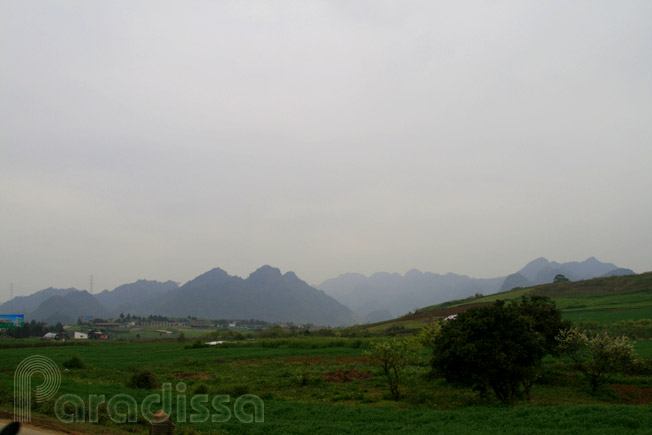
[283,271,302,282]
[249,265,282,280]
[191,267,230,281]
[405,269,423,278]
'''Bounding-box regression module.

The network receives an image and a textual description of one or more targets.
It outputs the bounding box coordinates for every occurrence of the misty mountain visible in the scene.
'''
[0,287,78,315]
[319,257,632,319]
[317,270,504,319]
[8,267,357,326]
[500,273,531,291]
[27,291,108,325]
[155,266,357,326]
[363,309,394,323]
[499,257,628,291]
[95,279,179,314]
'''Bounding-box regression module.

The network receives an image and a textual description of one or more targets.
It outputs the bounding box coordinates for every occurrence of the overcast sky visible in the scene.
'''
[1,1,651,298]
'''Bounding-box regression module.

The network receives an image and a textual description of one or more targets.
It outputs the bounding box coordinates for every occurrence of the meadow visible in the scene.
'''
[2,336,652,434]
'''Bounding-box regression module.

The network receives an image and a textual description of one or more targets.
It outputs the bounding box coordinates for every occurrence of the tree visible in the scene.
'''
[365,336,421,400]
[553,274,570,283]
[431,301,545,404]
[557,327,636,393]
[509,295,570,355]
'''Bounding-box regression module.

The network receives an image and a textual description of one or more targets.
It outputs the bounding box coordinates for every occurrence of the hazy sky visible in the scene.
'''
[1,1,651,299]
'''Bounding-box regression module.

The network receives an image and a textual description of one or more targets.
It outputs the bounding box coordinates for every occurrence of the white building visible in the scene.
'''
[74,331,88,339]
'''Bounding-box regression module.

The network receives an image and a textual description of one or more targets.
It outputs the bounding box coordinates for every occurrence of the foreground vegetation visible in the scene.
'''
[1,333,652,433]
[2,273,652,433]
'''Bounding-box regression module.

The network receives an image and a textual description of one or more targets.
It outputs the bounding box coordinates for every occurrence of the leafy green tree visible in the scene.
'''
[365,336,421,400]
[557,328,636,393]
[418,321,441,348]
[431,301,545,404]
[509,295,570,355]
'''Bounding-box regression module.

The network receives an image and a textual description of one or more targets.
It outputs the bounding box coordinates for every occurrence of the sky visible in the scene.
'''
[1,1,651,299]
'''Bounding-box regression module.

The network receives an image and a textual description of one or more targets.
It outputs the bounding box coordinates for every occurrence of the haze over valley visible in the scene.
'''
[1,257,636,326]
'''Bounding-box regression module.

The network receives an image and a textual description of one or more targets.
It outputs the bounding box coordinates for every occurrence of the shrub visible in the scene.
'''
[62,354,86,369]
[557,328,636,393]
[128,371,158,389]
[184,340,208,349]
[365,336,421,400]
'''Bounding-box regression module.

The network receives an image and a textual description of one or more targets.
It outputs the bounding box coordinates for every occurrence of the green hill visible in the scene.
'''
[361,272,652,332]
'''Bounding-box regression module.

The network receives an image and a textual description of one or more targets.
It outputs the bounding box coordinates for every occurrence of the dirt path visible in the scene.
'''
[0,420,68,435]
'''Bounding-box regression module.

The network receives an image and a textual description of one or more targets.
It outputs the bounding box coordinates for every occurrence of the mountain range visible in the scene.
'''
[315,257,634,321]
[1,267,357,326]
[0,258,635,326]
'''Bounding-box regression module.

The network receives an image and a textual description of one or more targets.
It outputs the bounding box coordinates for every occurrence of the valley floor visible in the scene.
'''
[1,338,652,434]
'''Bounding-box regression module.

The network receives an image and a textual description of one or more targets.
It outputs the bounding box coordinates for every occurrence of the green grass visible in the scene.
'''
[3,337,652,434]
[183,402,652,434]
[554,290,652,311]
[563,306,652,324]
[634,340,652,358]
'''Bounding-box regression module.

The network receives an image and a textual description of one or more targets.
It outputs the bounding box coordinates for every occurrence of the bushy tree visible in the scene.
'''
[365,336,421,400]
[557,328,636,393]
[509,294,570,355]
[431,301,545,404]
[418,321,441,348]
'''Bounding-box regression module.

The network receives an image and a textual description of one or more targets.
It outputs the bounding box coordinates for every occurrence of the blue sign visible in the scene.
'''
[0,314,24,328]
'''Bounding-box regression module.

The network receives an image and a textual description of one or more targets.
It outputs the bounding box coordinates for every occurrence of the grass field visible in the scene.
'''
[563,306,652,324]
[2,337,652,434]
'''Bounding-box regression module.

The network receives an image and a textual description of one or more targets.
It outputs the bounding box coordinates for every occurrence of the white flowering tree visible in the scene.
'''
[557,327,636,393]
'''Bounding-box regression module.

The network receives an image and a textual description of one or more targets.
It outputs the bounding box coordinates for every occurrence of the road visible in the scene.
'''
[0,420,67,435]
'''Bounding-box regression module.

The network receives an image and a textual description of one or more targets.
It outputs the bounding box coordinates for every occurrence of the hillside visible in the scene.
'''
[317,257,631,320]
[361,272,652,332]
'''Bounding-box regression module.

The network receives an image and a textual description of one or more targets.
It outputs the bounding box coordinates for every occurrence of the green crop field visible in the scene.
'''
[563,306,652,324]
[2,335,652,434]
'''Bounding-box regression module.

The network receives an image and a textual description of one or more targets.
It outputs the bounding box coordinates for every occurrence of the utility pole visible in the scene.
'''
[10,282,13,299]
[90,275,94,293]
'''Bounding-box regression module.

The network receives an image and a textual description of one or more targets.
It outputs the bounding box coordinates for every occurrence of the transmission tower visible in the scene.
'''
[90,275,94,293]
